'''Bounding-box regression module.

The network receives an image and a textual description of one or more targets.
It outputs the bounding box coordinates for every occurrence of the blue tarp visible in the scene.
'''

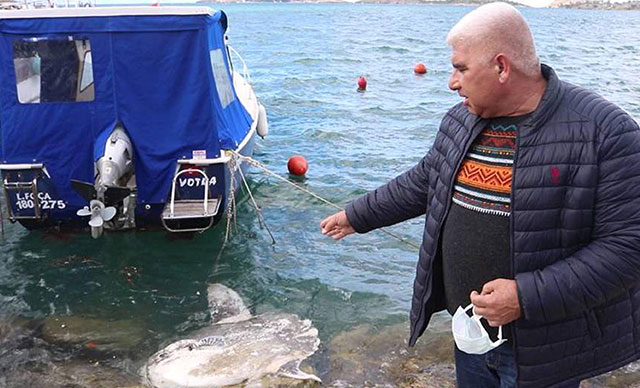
[0,10,252,205]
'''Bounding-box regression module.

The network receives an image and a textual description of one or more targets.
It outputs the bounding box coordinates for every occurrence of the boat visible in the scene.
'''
[0,6,269,238]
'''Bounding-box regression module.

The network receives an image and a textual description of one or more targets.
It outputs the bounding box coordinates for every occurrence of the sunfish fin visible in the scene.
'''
[207,283,252,324]
[278,360,322,383]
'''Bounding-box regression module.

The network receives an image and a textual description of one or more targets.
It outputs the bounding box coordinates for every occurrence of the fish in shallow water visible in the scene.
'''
[142,284,321,387]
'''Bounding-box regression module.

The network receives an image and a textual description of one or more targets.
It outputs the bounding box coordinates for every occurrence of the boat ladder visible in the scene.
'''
[1,164,44,221]
[161,168,221,233]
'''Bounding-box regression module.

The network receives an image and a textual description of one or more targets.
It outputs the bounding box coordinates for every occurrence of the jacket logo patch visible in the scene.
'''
[550,166,561,185]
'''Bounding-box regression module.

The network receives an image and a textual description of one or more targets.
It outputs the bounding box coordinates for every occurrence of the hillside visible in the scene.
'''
[549,0,640,9]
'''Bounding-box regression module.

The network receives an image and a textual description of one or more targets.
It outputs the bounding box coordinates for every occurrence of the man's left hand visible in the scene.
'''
[470,279,522,327]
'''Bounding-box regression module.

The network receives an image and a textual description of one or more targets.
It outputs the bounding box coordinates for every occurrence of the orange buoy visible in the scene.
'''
[287,155,308,176]
[414,63,427,74]
[357,76,367,91]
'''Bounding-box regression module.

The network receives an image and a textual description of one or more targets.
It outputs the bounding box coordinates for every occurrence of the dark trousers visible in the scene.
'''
[454,344,580,388]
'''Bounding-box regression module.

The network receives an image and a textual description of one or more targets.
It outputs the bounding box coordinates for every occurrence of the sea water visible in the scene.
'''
[0,4,639,386]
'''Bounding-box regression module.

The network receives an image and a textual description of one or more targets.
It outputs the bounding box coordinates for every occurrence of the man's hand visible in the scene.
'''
[320,210,355,240]
[470,278,522,327]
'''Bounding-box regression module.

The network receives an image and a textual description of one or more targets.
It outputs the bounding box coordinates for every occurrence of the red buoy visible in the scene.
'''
[414,63,427,74]
[357,76,367,91]
[287,155,308,176]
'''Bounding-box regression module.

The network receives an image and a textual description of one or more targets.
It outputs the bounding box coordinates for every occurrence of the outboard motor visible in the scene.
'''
[73,125,134,238]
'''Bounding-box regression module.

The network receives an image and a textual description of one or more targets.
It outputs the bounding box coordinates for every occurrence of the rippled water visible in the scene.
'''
[1,3,639,386]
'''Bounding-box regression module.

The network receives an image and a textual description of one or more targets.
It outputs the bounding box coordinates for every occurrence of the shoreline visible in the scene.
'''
[197,0,640,10]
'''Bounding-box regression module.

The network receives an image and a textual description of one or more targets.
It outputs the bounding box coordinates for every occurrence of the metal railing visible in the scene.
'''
[228,45,251,84]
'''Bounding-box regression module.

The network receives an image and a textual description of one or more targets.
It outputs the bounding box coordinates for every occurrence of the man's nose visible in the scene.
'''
[448,71,459,91]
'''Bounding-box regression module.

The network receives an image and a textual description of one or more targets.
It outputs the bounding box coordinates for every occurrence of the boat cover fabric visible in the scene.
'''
[0,11,252,205]
[345,65,640,387]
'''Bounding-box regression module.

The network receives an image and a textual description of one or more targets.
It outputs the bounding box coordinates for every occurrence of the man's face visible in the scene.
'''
[448,43,502,118]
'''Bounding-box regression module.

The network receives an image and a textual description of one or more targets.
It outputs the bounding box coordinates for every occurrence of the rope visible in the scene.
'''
[0,199,4,236]
[237,162,276,245]
[216,155,238,262]
[230,151,421,251]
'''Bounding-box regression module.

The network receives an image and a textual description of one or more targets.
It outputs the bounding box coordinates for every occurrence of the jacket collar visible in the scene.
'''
[527,64,563,132]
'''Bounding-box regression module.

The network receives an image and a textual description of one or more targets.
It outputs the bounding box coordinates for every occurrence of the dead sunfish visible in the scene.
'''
[142,284,321,387]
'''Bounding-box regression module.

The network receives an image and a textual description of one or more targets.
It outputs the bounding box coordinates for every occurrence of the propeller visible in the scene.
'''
[76,199,117,237]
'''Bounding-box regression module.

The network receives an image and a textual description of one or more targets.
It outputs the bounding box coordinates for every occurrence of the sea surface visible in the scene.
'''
[1,3,639,387]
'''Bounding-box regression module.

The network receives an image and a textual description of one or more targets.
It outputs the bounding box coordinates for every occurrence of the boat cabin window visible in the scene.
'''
[13,37,95,103]
[209,49,234,108]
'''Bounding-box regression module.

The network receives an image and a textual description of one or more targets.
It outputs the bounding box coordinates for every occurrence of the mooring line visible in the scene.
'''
[230,151,421,251]
[0,200,4,236]
[216,155,238,263]
[237,163,276,245]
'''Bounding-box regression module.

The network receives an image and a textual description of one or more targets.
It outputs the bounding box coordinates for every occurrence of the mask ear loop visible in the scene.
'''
[464,303,474,313]
[471,305,485,324]
[470,305,487,330]
[467,304,486,325]
[471,304,505,343]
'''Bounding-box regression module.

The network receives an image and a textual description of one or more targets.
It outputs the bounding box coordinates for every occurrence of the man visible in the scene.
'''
[320,3,640,387]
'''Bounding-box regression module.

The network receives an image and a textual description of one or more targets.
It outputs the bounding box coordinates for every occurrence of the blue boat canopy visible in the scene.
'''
[0,7,252,205]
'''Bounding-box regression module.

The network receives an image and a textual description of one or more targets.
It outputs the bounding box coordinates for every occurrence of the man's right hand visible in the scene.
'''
[320,210,355,240]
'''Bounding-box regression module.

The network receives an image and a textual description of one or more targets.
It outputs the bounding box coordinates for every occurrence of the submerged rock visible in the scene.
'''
[142,283,321,388]
[325,314,640,388]
[1,358,141,388]
[581,360,640,388]
[42,316,145,353]
[327,319,455,388]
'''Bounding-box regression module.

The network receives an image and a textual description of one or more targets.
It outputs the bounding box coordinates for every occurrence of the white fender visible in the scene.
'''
[256,103,269,138]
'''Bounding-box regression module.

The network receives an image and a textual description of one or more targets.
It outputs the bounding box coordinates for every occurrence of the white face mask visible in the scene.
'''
[452,303,507,355]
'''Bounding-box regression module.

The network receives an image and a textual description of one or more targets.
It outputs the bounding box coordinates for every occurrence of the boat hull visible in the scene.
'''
[1,130,256,233]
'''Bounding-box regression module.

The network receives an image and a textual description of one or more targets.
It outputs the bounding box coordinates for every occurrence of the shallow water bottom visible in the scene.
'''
[3,312,640,388]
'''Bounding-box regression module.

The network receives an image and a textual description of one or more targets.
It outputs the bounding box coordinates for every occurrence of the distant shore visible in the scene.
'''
[549,0,640,9]
[197,0,640,10]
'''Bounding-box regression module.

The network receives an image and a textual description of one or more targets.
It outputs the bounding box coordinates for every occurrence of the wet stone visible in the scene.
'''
[224,371,321,388]
[326,322,455,387]
[0,359,141,388]
[325,318,640,388]
[581,360,640,388]
[42,316,145,353]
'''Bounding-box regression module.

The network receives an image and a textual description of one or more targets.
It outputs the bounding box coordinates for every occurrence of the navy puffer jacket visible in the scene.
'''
[345,64,640,387]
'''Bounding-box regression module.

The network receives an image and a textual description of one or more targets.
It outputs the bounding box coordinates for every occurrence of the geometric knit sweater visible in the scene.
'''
[451,120,518,216]
[442,115,529,343]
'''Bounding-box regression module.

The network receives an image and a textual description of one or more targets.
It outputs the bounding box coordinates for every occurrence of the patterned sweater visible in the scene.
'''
[451,122,517,216]
[442,115,529,342]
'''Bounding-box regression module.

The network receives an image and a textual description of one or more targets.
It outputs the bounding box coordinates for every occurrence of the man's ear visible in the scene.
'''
[495,54,510,83]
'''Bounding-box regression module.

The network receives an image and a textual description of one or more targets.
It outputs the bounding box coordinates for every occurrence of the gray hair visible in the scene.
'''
[446,2,540,78]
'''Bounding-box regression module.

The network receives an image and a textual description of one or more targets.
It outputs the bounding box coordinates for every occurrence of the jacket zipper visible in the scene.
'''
[510,123,527,378]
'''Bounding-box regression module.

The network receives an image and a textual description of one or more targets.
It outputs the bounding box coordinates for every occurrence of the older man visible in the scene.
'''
[321,3,640,387]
